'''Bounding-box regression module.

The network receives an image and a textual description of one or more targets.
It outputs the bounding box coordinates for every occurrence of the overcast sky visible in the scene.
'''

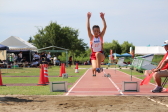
[0,0,168,46]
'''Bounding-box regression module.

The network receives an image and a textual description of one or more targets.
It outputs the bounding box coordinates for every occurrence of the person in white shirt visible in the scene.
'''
[47,52,51,64]
[33,52,40,61]
[53,55,57,66]
[18,51,22,62]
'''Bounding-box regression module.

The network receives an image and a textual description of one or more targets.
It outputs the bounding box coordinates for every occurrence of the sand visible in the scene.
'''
[1,96,168,112]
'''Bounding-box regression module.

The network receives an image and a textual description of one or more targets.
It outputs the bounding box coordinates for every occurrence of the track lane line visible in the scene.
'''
[103,70,124,95]
[65,69,90,96]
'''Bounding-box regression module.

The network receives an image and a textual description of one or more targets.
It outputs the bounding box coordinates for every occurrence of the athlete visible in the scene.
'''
[87,12,107,76]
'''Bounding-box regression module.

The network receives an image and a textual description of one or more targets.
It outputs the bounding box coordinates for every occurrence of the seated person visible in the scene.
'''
[149,40,168,93]
[33,52,40,61]
[30,61,39,67]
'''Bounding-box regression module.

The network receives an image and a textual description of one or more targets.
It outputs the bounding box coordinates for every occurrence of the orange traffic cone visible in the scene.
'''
[44,64,49,84]
[0,70,6,86]
[59,63,63,77]
[37,64,46,86]
[75,63,79,73]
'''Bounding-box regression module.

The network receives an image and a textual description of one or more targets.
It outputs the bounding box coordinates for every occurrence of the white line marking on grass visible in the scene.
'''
[103,70,124,95]
[65,69,90,96]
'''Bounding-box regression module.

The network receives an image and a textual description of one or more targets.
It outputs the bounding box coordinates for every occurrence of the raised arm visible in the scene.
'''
[87,12,93,40]
[100,12,107,38]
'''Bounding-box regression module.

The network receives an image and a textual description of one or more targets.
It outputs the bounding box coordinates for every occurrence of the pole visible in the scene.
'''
[66,51,68,67]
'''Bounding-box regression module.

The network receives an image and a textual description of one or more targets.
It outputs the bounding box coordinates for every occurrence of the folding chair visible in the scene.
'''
[162,77,168,88]
[116,57,128,69]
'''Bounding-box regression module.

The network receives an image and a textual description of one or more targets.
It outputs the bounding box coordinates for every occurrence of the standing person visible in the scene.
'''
[87,12,107,76]
[40,52,47,64]
[47,52,51,64]
[18,51,23,62]
[53,55,57,66]
[69,56,73,67]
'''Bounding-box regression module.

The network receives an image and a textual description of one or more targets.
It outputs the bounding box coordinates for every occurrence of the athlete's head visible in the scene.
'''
[92,25,100,37]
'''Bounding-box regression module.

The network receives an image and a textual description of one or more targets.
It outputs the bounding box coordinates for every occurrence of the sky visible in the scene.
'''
[0,0,168,46]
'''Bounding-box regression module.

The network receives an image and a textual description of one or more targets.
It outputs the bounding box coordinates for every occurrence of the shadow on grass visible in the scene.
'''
[0,97,33,102]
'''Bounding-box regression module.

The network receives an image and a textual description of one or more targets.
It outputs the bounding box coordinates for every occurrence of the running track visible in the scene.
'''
[66,69,168,96]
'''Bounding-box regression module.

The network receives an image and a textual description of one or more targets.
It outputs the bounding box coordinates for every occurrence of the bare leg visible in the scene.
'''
[153,72,162,86]
[95,52,105,68]
[91,60,97,75]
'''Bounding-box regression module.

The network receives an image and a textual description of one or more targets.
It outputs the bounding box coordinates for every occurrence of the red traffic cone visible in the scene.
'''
[44,64,49,84]
[0,70,6,86]
[59,63,63,77]
[163,88,168,92]
[37,64,46,86]
[62,63,66,74]
[75,63,79,73]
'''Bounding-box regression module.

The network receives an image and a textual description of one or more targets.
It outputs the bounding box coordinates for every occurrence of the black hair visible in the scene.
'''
[92,25,100,30]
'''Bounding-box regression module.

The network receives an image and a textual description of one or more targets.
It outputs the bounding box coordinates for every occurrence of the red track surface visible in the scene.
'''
[66,69,168,96]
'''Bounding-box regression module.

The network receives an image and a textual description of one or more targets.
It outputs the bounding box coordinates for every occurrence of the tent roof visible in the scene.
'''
[0,36,37,50]
[109,53,122,57]
[121,53,132,57]
[0,44,9,50]
[38,46,69,51]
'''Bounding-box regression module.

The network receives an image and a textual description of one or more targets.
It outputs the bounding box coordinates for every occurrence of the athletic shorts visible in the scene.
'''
[90,51,104,61]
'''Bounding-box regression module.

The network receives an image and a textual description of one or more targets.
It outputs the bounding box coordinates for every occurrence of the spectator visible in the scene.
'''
[53,55,57,66]
[33,52,40,61]
[18,51,23,62]
[47,52,51,64]
[68,56,73,67]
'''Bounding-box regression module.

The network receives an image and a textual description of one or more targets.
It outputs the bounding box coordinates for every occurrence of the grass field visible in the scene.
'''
[1,65,166,95]
[0,65,87,95]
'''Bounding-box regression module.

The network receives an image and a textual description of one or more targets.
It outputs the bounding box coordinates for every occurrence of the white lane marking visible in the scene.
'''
[65,69,90,96]
[103,71,124,95]
[69,91,120,93]
[147,97,168,108]
[108,77,124,95]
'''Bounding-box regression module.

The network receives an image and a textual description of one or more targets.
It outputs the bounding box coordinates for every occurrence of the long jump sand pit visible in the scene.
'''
[0,96,168,112]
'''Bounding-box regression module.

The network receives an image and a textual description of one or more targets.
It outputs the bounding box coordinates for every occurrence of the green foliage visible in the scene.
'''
[120,41,135,53]
[152,55,164,63]
[103,40,121,57]
[32,22,88,57]
[28,36,33,43]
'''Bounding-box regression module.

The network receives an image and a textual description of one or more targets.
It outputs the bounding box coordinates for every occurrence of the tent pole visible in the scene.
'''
[66,51,68,67]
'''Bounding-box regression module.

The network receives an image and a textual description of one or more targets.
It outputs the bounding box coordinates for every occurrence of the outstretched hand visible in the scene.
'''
[100,12,105,19]
[87,12,91,19]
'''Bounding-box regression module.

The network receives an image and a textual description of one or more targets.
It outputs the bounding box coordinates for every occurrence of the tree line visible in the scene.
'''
[28,22,134,62]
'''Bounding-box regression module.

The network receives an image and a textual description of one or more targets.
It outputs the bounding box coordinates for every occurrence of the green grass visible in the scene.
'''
[118,69,168,88]
[0,66,88,95]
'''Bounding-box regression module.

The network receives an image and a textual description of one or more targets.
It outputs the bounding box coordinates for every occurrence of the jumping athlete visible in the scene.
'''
[87,12,107,76]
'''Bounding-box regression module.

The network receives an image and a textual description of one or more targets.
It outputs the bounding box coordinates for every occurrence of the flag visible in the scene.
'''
[140,52,168,85]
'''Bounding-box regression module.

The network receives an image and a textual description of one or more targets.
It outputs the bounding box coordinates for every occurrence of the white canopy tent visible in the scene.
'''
[135,46,166,55]
[0,36,37,50]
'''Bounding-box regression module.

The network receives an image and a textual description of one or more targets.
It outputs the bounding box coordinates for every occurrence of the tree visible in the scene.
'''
[32,22,88,57]
[103,40,121,57]
[121,41,135,53]
[28,36,33,43]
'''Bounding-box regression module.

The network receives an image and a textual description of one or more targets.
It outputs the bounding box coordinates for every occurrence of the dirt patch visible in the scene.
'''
[0,96,168,112]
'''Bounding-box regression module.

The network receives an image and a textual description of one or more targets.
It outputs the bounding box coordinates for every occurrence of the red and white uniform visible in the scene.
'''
[90,36,103,60]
